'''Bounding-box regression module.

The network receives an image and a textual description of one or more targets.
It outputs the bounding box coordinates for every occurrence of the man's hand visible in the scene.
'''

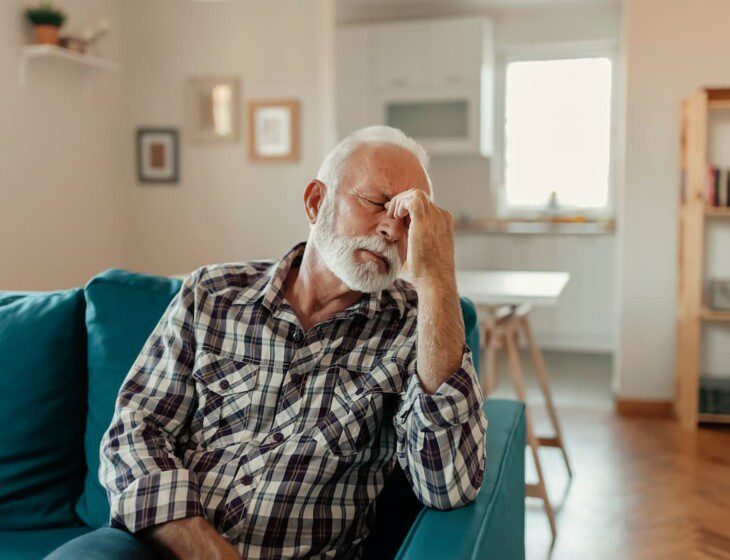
[138,516,240,560]
[385,189,456,288]
[385,189,465,394]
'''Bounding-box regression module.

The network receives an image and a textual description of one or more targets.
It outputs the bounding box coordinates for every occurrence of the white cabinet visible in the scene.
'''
[336,26,374,135]
[337,16,494,157]
[426,18,483,88]
[374,23,428,91]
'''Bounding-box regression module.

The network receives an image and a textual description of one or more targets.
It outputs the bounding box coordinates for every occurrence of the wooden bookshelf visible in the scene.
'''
[699,413,730,424]
[675,87,730,429]
[706,206,730,217]
[700,307,730,323]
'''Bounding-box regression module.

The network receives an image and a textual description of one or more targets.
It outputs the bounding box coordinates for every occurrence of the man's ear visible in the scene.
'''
[304,180,326,224]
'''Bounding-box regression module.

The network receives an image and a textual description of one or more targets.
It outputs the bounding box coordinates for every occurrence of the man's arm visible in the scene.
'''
[386,190,487,509]
[99,268,238,559]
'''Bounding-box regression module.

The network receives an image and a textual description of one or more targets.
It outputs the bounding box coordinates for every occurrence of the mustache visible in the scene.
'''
[351,236,401,268]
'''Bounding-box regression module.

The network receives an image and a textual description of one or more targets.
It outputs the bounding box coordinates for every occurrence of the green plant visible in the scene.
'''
[25,2,67,27]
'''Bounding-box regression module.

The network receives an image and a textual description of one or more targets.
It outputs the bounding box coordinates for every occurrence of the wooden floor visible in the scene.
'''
[524,406,730,559]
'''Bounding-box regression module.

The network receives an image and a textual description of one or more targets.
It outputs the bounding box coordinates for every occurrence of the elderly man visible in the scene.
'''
[48,126,486,560]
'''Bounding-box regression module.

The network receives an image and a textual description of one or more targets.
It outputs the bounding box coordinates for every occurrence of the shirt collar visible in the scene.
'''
[236,241,406,320]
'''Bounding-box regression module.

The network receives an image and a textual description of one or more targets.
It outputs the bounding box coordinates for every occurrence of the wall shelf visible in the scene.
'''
[19,44,118,87]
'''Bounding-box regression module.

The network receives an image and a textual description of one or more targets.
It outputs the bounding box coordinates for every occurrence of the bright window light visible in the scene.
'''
[504,57,612,210]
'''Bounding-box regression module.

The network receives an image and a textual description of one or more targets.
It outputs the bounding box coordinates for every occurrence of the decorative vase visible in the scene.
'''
[33,24,60,45]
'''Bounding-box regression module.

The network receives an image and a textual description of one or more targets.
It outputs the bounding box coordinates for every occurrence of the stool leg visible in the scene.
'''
[520,315,573,478]
[485,339,498,396]
[504,328,557,540]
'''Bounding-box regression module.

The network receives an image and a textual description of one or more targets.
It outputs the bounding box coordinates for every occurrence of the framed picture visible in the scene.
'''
[136,128,179,184]
[185,76,240,143]
[248,99,300,162]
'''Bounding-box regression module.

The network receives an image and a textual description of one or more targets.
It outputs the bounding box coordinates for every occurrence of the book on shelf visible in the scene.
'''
[706,164,730,207]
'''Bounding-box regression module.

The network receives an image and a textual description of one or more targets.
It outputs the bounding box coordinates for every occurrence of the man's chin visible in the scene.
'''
[344,266,397,294]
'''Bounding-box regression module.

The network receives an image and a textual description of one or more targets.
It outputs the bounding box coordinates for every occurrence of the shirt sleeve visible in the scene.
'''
[99,268,206,533]
[393,342,488,510]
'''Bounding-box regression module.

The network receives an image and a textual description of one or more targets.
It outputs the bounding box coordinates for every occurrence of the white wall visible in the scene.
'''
[121,0,336,276]
[1,0,336,289]
[337,3,621,353]
[0,0,126,290]
[615,0,730,399]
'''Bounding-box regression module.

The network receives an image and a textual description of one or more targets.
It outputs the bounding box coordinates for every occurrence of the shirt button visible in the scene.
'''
[219,379,230,390]
[292,331,303,342]
[291,373,302,385]
[241,474,253,485]
[272,432,284,443]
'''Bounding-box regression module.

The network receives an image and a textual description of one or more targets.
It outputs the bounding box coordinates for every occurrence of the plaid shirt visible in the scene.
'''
[100,241,487,560]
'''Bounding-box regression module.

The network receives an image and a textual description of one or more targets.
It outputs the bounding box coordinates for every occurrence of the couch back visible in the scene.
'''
[0,268,480,546]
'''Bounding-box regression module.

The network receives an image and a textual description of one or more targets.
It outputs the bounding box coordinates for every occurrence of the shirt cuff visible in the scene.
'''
[109,469,205,534]
[398,343,484,431]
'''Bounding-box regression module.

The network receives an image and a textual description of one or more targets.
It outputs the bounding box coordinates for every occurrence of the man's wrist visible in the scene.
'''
[414,270,457,297]
[139,515,238,560]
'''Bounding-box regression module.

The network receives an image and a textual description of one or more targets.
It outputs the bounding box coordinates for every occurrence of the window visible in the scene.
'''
[503,57,613,211]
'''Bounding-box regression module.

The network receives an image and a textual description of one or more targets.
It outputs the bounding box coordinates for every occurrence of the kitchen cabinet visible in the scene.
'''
[337,16,494,157]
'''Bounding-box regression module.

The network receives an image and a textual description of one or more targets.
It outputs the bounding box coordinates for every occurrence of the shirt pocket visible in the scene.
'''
[314,358,405,457]
[192,351,259,449]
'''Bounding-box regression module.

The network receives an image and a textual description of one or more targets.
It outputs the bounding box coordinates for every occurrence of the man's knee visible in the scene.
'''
[45,526,158,560]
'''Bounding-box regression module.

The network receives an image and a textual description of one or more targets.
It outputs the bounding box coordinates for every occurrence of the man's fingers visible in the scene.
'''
[386,189,432,221]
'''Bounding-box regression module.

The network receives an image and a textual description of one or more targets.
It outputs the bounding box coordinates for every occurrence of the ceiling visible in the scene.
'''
[337,0,619,22]
[338,0,617,7]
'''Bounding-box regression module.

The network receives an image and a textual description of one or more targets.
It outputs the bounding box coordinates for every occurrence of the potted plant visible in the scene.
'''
[25,2,67,46]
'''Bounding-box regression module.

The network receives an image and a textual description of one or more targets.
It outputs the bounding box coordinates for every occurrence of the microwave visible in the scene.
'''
[376,88,488,156]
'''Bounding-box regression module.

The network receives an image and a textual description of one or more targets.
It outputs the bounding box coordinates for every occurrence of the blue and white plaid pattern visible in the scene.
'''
[100,241,487,559]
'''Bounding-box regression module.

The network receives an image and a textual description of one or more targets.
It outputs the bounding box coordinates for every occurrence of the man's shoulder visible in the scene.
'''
[191,259,276,299]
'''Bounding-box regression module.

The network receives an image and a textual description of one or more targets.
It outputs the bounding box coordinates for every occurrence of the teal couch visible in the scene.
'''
[0,269,525,559]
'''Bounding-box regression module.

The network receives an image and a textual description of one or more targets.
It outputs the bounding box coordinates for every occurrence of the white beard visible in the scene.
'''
[310,197,403,293]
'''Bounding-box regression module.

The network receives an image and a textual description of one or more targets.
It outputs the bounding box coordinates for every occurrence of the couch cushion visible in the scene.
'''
[75,270,183,528]
[0,290,87,530]
[0,526,93,560]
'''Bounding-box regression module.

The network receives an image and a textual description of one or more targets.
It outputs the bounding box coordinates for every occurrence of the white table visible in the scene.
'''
[455,269,572,541]
[455,270,570,307]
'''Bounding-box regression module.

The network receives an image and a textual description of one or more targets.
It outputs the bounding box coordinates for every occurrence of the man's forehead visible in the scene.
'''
[343,144,430,196]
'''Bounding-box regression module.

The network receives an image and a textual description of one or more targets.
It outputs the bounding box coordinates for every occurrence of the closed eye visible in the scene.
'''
[361,196,386,209]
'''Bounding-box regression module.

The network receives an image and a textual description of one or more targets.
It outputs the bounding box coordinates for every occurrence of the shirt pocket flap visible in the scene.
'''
[193,352,259,394]
[336,358,406,399]
[362,358,405,395]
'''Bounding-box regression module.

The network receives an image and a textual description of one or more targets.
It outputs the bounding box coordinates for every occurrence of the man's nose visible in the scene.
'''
[377,213,406,242]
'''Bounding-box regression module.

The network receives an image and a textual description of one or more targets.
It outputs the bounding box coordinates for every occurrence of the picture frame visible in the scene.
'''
[136,128,179,184]
[248,99,300,163]
[185,76,240,144]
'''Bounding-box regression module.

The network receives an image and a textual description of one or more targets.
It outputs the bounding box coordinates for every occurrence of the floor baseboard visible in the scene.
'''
[615,399,674,418]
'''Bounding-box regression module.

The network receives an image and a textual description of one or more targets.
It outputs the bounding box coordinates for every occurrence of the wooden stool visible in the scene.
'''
[476,303,572,540]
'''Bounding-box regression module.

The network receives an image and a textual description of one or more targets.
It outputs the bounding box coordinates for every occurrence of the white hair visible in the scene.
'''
[315,125,432,199]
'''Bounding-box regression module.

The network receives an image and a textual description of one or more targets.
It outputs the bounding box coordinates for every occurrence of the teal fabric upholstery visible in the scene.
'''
[396,399,526,560]
[75,270,183,528]
[0,290,87,530]
[0,527,92,560]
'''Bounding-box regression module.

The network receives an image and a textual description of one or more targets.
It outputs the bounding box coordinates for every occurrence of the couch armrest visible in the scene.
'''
[395,399,526,560]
